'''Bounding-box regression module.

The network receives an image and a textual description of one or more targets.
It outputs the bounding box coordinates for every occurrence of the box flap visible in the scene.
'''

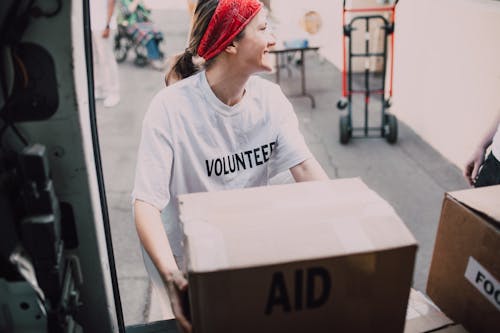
[179,178,417,273]
[405,289,453,333]
[448,185,500,222]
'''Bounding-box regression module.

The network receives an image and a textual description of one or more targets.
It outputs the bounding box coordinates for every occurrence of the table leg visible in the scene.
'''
[300,49,316,108]
[275,53,280,84]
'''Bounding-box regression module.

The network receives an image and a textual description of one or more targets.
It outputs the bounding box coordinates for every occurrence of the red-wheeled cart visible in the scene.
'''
[336,0,399,144]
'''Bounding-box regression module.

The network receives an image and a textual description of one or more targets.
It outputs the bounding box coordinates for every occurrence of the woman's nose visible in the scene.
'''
[268,33,276,47]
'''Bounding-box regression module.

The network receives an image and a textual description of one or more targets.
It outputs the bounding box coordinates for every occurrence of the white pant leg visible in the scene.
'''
[91,31,105,95]
[92,31,120,97]
[102,30,120,97]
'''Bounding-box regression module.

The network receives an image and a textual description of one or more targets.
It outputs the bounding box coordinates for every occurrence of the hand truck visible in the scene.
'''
[336,0,399,144]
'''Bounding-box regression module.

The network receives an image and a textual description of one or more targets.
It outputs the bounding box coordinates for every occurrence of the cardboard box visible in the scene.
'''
[427,185,500,333]
[405,289,453,333]
[178,178,417,333]
[345,0,393,73]
[432,324,469,333]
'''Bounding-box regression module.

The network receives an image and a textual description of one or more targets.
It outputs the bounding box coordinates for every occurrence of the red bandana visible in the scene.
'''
[197,0,262,61]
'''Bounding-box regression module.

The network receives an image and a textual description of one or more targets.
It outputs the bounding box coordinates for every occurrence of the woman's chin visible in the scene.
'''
[260,62,274,73]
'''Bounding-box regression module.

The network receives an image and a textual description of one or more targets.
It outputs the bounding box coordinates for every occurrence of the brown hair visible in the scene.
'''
[165,0,245,85]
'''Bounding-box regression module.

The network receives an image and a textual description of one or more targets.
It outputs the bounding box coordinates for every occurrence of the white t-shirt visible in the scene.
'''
[132,70,312,265]
[492,122,500,160]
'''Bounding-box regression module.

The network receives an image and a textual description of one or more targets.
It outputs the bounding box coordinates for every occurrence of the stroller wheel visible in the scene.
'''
[339,115,351,144]
[133,44,149,67]
[114,36,128,63]
[134,55,149,67]
[385,114,398,144]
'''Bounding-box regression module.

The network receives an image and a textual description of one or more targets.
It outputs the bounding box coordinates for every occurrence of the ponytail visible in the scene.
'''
[165,50,198,86]
[164,0,219,86]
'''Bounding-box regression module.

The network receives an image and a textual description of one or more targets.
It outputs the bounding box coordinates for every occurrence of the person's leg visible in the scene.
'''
[474,152,500,187]
[102,31,120,107]
[145,38,161,60]
[146,38,167,70]
[91,31,105,99]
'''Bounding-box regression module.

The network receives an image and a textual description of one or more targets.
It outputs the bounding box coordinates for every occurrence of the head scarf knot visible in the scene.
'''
[197,0,262,61]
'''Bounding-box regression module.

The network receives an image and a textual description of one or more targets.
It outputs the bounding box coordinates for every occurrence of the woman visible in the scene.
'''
[132,0,328,331]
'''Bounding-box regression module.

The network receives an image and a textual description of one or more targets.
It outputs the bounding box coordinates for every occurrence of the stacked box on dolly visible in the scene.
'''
[336,0,399,144]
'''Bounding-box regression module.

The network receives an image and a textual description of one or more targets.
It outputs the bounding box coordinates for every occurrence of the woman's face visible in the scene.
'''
[233,9,276,74]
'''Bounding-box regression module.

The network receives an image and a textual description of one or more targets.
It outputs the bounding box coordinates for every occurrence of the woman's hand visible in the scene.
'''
[101,26,110,38]
[464,147,486,186]
[463,112,500,186]
[164,270,192,333]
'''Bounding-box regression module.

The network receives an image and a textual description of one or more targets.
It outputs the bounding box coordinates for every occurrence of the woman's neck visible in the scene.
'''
[205,65,250,106]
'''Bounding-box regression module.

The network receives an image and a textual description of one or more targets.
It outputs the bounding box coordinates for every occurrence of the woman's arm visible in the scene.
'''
[134,200,178,277]
[102,0,116,38]
[290,158,329,182]
[134,200,192,332]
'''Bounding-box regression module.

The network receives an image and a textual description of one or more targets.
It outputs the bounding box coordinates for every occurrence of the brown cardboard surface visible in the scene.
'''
[433,324,469,333]
[427,191,500,333]
[404,289,453,333]
[179,179,418,333]
[188,249,415,333]
[449,184,500,223]
[179,178,417,272]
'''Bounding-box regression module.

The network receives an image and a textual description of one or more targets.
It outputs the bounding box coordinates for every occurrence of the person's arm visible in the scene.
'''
[290,158,329,182]
[463,113,500,186]
[134,200,192,333]
[102,0,116,38]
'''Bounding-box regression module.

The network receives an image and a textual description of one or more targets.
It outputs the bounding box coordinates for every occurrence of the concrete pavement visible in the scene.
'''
[95,7,468,326]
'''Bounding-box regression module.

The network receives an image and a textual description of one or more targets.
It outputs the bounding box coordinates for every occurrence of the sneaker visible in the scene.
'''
[151,59,168,71]
[103,95,120,108]
[94,89,105,100]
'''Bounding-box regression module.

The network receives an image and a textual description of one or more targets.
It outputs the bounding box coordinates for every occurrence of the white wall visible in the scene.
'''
[393,0,500,168]
[271,0,344,63]
[273,0,500,168]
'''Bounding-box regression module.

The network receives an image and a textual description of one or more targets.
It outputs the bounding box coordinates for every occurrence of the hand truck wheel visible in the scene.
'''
[384,98,392,108]
[339,115,352,144]
[336,97,348,110]
[385,114,398,144]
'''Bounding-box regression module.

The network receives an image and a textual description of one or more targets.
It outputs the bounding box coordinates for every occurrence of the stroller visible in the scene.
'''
[113,2,165,67]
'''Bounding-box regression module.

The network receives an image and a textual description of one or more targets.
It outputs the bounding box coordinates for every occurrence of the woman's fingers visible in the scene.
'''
[165,272,192,333]
[464,160,475,186]
[172,270,188,290]
[171,292,192,332]
[471,161,482,185]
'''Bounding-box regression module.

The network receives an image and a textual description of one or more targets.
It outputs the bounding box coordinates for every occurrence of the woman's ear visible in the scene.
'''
[225,41,238,55]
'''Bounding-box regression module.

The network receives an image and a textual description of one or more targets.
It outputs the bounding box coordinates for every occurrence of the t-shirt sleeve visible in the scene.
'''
[131,96,173,211]
[269,86,313,178]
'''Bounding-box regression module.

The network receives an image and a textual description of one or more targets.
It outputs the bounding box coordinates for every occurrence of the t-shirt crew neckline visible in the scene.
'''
[199,70,249,117]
